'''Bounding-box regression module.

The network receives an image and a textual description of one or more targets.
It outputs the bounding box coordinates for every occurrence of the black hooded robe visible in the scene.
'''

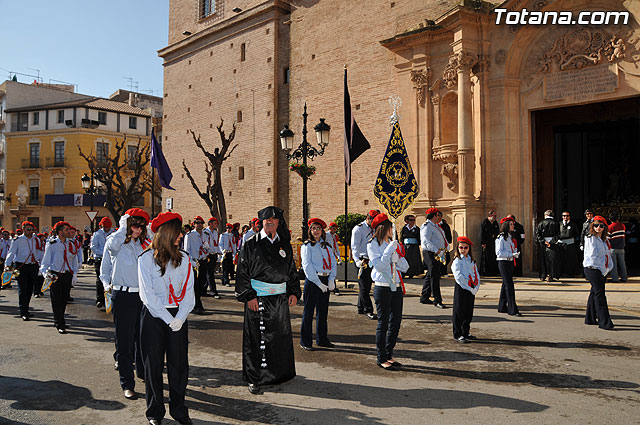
[235,232,301,386]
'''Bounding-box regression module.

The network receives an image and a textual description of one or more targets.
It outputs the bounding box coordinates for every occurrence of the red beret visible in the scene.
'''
[225,223,233,229]
[208,217,218,223]
[53,221,71,231]
[21,221,36,229]
[193,216,205,223]
[69,226,77,231]
[426,208,440,215]
[308,218,327,229]
[368,210,380,218]
[593,216,608,226]
[329,222,338,228]
[99,217,113,227]
[151,212,182,233]
[16,228,23,233]
[233,222,240,227]
[457,236,473,246]
[126,208,151,224]
[500,216,514,225]
[37,233,44,237]
[250,217,259,224]
[371,213,390,229]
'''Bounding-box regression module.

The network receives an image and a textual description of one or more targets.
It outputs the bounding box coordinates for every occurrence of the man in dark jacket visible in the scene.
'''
[480,209,499,276]
[508,215,525,277]
[558,211,580,277]
[536,210,560,282]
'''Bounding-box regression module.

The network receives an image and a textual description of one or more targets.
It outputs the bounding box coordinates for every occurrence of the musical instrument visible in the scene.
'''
[435,248,447,265]
[41,272,58,292]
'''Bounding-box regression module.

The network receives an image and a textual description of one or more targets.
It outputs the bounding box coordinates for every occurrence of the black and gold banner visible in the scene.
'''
[373,122,419,219]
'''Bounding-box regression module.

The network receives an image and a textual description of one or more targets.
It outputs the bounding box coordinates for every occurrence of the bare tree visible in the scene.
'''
[78,135,158,222]
[183,118,238,229]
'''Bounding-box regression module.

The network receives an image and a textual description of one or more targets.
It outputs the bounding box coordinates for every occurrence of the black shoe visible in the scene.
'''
[317,341,335,348]
[333,290,341,296]
[366,312,377,320]
[419,299,432,305]
[248,383,260,394]
[214,294,221,299]
[434,302,447,309]
[357,310,365,315]
[202,292,213,297]
[509,312,523,317]
[123,389,137,399]
[465,334,477,340]
[148,419,162,425]
[299,344,314,351]
[114,361,119,370]
[377,361,396,370]
[34,293,42,298]
[21,315,29,321]
[193,307,205,315]
[57,328,66,334]
[176,417,193,425]
[455,336,467,343]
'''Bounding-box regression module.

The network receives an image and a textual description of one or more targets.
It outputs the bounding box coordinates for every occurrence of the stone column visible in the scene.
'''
[455,51,477,202]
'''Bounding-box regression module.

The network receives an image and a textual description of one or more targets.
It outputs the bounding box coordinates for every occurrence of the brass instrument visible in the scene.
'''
[42,272,58,292]
[435,248,447,265]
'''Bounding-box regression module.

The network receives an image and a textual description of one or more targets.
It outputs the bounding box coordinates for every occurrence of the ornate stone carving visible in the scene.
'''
[495,49,507,65]
[441,163,458,192]
[443,52,479,88]
[472,55,490,74]
[538,28,626,74]
[410,68,430,106]
[432,144,458,164]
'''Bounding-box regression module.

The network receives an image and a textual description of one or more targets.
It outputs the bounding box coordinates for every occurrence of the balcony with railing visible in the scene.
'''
[46,157,66,168]
[10,122,29,132]
[21,158,41,169]
[28,195,43,206]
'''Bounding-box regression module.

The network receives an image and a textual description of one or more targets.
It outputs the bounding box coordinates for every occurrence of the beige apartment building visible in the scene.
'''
[160,0,640,271]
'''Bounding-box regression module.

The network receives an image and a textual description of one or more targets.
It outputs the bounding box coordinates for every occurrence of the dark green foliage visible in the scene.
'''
[334,213,367,246]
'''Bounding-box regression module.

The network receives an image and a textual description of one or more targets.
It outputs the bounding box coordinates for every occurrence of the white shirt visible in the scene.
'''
[100,249,114,289]
[583,235,613,276]
[0,238,11,259]
[451,255,480,295]
[325,232,341,259]
[185,229,208,260]
[91,228,115,259]
[367,239,409,287]
[138,249,195,324]
[243,228,256,243]
[495,235,516,260]
[219,231,237,253]
[420,220,447,253]
[105,226,145,288]
[39,237,79,275]
[259,228,279,244]
[300,240,337,287]
[6,234,39,265]
[203,227,221,254]
[351,221,372,267]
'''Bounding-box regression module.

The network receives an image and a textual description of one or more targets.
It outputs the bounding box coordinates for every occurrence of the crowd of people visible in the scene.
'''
[0,204,633,424]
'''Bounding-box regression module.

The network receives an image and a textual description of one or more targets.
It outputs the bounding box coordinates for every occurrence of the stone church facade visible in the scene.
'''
[161,0,640,271]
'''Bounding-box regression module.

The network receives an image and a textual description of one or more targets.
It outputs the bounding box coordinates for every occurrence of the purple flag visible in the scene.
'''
[150,129,174,190]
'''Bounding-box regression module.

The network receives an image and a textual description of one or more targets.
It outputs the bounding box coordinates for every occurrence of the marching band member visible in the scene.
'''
[451,237,480,343]
[351,210,379,320]
[91,217,115,310]
[420,208,448,308]
[325,222,341,296]
[184,216,208,315]
[496,217,521,316]
[138,212,195,425]
[367,213,408,370]
[33,232,47,298]
[219,223,236,286]
[243,218,260,243]
[39,221,79,333]
[400,214,422,278]
[583,216,615,330]
[105,208,151,400]
[203,217,221,299]
[299,218,337,351]
[235,206,301,395]
[6,221,40,320]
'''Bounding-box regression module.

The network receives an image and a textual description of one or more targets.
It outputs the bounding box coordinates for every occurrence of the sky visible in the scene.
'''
[0,0,168,98]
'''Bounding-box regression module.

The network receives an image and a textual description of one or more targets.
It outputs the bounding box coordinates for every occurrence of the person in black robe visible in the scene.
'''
[400,215,422,278]
[235,206,301,395]
[479,210,499,276]
[508,215,525,277]
[536,210,560,282]
[559,211,580,277]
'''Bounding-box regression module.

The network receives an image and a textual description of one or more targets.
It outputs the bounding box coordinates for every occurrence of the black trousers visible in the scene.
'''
[421,251,442,304]
[539,244,559,279]
[498,260,519,315]
[50,272,73,330]
[453,284,475,338]
[373,285,403,364]
[140,306,189,421]
[222,253,234,285]
[112,289,144,390]
[15,263,38,316]
[193,261,207,310]
[33,274,44,296]
[514,247,524,277]
[94,259,105,305]
[357,265,374,314]
[584,267,614,330]
[206,254,218,295]
[300,276,330,347]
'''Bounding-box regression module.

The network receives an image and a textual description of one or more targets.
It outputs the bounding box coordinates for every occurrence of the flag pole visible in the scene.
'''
[151,127,156,217]
[344,181,348,288]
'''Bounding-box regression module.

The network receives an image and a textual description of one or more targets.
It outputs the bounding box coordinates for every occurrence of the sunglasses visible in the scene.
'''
[130,223,144,229]
[194,221,204,225]
[593,223,605,229]
[459,245,469,250]
[562,215,570,217]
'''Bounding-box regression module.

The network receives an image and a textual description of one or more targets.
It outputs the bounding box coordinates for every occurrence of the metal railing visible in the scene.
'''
[46,157,65,168]
[10,123,29,132]
[28,195,43,206]
[21,158,41,169]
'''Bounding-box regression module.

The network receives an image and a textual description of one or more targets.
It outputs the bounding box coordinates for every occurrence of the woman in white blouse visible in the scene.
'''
[495,217,521,316]
[138,212,195,425]
[367,213,408,370]
[583,215,614,330]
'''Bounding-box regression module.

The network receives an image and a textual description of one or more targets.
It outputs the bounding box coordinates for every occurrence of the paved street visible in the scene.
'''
[1,267,639,425]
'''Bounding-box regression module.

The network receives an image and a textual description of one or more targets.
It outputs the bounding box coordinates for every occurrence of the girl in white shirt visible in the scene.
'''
[451,237,480,343]
[495,217,521,316]
[583,216,614,330]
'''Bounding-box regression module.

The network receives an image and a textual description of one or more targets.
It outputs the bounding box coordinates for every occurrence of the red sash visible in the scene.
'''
[467,264,479,288]
[62,241,72,272]
[168,259,191,306]
[322,246,332,271]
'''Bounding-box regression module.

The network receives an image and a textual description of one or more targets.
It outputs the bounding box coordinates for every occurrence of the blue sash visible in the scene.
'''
[403,238,419,245]
[251,279,286,296]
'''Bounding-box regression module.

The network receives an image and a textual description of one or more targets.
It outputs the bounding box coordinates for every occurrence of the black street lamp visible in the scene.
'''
[81,172,97,231]
[280,103,330,238]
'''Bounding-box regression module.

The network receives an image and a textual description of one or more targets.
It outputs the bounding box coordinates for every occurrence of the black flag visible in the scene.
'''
[344,68,370,185]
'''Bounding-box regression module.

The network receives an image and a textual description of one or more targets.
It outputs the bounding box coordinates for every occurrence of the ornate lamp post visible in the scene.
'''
[280,103,330,238]
[81,172,97,231]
